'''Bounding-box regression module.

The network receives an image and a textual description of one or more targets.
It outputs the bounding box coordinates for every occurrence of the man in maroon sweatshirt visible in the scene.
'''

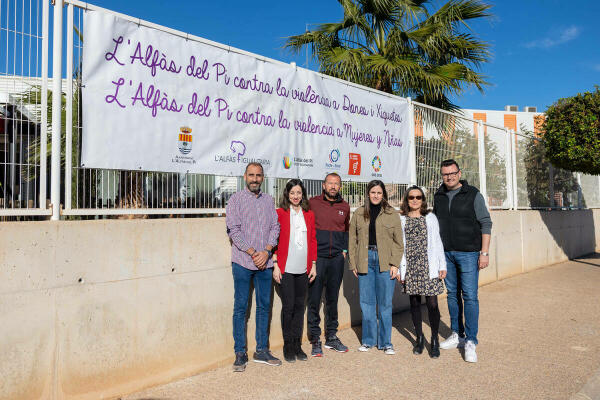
[307,172,350,356]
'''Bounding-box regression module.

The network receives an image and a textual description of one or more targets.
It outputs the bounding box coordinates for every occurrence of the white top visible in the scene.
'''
[286,208,308,274]
[400,213,447,280]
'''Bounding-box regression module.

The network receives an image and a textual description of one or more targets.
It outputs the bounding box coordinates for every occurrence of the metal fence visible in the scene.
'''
[1,0,599,220]
[0,0,50,217]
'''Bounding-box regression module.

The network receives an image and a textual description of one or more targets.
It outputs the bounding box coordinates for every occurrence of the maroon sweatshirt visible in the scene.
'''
[308,194,350,258]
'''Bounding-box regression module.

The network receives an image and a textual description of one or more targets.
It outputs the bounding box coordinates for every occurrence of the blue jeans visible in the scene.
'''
[444,251,480,344]
[232,263,272,353]
[358,249,396,348]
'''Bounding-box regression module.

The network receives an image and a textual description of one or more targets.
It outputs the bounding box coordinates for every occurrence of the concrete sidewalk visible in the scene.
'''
[123,254,600,400]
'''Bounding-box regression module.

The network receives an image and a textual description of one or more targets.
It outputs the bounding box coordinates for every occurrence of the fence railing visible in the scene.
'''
[1,0,599,220]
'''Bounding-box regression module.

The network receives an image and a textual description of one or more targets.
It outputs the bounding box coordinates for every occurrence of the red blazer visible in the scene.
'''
[275,208,317,274]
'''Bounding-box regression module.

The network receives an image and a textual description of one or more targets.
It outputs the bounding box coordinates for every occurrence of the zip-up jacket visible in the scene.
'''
[308,194,350,258]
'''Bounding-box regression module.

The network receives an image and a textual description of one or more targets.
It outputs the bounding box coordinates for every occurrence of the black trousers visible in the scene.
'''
[280,272,308,341]
[307,253,345,340]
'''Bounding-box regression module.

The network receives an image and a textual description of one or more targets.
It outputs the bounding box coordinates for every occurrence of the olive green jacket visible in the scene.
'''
[348,206,404,273]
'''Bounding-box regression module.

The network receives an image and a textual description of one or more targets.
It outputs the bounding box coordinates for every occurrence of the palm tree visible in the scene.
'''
[285,0,492,110]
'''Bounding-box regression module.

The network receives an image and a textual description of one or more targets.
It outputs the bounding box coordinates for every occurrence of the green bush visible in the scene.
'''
[543,86,600,174]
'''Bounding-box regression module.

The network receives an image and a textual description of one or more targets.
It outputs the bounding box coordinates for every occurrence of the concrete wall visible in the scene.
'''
[1,209,598,400]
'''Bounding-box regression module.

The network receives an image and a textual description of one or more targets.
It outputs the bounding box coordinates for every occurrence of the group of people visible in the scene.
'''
[225,159,491,372]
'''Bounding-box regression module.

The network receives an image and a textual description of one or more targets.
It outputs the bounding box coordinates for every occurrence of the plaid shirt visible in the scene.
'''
[226,188,280,270]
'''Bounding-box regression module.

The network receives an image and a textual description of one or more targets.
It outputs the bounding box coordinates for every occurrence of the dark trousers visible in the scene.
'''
[307,253,345,340]
[280,272,308,341]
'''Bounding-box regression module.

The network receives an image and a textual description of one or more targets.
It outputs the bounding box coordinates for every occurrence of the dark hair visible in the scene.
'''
[440,159,460,170]
[400,185,429,216]
[324,172,341,183]
[363,180,391,220]
[280,179,310,211]
[245,162,264,174]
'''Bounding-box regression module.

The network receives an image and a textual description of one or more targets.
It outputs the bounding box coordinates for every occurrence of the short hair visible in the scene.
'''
[324,172,341,183]
[440,159,460,170]
[245,162,264,174]
[400,185,429,216]
[279,179,310,211]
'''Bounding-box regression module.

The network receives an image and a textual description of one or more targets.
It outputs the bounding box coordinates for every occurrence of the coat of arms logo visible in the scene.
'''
[178,127,192,155]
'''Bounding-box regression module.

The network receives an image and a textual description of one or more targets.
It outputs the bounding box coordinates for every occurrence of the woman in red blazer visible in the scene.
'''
[273,178,317,363]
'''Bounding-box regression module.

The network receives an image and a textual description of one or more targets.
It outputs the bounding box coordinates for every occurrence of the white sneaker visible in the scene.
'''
[439,332,465,350]
[464,340,477,363]
[384,346,395,355]
[358,344,372,352]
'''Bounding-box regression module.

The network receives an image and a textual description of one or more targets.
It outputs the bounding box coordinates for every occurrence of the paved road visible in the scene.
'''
[124,254,600,400]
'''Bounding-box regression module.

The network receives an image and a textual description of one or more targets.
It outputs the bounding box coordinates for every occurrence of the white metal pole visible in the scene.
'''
[65,3,73,211]
[51,0,64,220]
[598,175,600,208]
[577,172,582,209]
[477,121,487,205]
[549,164,555,208]
[39,0,49,209]
[511,130,518,210]
[408,97,417,187]
[504,127,512,209]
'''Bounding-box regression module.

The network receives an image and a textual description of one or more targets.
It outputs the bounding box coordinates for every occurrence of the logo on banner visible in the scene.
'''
[326,149,342,170]
[348,153,361,175]
[171,126,197,165]
[371,155,382,177]
[230,141,246,161]
[213,140,271,168]
[329,149,340,163]
[178,127,193,155]
[371,156,382,172]
[283,154,292,169]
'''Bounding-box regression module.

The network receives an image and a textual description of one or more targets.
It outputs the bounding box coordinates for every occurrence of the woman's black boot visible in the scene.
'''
[295,338,308,361]
[413,334,425,355]
[430,335,440,358]
[283,340,296,363]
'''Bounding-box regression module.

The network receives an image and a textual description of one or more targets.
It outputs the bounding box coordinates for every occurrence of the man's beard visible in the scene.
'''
[323,189,339,199]
[247,182,261,194]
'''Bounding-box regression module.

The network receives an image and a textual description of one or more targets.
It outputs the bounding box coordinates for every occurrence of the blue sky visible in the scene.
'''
[2,0,599,112]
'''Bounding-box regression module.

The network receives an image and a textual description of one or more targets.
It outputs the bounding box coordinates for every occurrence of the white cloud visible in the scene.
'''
[524,26,581,49]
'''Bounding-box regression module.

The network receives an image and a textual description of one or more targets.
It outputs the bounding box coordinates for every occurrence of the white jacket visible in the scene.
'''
[400,213,447,280]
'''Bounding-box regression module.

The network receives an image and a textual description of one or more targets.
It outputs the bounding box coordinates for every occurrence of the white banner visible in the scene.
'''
[82,10,411,183]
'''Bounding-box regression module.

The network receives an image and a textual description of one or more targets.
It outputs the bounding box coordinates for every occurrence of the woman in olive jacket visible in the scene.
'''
[349,180,404,354]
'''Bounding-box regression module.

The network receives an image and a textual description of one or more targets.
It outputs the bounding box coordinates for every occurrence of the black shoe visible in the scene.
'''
[295,338,308,361]
[430,335,440,358]
[283,341,296,363]
[253,350,282,366]
[324,335,349,353]
[413,334,425,355]
[311,339,323,357]
[232,352,248,372]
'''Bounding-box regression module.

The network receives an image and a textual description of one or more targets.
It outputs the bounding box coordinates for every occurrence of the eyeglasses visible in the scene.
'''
[408,195,422,200]
[441,171,460,179]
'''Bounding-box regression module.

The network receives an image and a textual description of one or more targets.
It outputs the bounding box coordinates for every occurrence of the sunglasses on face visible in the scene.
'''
[408,195,422,200]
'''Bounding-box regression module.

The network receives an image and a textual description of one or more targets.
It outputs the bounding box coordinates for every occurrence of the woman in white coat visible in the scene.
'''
[398,186,447,358]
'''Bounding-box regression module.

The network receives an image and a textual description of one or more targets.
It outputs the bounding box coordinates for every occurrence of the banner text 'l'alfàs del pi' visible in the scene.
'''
[81,10,411,183]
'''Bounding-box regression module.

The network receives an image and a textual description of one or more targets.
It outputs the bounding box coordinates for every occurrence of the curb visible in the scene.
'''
[571,367,600,400]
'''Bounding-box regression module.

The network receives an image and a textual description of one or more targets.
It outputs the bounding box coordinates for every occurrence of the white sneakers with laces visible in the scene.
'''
[439,331,465,350]
[464,340,477,363]
[357,344,371,352]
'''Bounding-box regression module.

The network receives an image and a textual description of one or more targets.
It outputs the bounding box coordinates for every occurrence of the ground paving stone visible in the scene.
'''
[123,254,600,400]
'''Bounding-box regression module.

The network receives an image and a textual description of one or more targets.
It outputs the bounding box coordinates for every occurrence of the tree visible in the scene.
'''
[516,124,580,208]
[285,0,492,110]
[543,86,600,175]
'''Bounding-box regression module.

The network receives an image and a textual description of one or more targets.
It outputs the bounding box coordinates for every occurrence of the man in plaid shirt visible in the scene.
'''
[226,162,281,372]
